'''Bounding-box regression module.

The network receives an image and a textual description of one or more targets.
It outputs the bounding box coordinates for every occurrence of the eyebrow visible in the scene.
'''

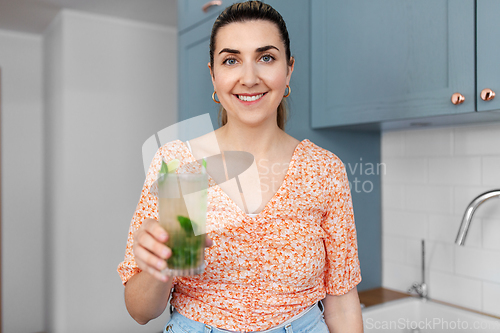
[256,45,279,53]
[218,45,280,55]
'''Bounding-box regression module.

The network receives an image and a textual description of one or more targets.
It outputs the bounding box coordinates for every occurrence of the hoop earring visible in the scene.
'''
[283,85,291,98]
[212,91,221,104]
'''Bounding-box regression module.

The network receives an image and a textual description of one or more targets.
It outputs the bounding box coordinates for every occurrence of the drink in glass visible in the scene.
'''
[158,172,208,276]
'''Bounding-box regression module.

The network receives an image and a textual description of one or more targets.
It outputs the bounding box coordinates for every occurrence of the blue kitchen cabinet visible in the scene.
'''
[179,0,381,291]
[178,18,220,127]
[312,0,476,128]
[477,0,500,112]
[178,0,225,33]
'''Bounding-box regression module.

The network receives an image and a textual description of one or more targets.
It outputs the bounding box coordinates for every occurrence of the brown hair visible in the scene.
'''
[210,1,293,130]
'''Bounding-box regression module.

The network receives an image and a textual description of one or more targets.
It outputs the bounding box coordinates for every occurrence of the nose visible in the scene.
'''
[239,63,260,87]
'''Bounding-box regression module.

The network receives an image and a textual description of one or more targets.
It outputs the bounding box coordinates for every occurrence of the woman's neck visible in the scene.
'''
[215,121,287,158]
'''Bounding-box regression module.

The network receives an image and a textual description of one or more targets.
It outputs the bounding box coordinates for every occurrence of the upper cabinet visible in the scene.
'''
[311,0,487,128]
[477,0,500,112]
[178,0,225,33]
[178,18,220,126]
[180,0,500,129]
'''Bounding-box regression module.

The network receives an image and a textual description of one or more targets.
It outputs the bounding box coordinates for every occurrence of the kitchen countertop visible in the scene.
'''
[358,287,412,308]
[358,287,500,320]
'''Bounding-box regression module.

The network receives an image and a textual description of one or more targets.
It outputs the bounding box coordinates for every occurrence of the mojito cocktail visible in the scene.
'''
[158,171,208,276]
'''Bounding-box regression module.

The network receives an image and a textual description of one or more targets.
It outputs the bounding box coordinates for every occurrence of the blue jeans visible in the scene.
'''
[163,301,329,333]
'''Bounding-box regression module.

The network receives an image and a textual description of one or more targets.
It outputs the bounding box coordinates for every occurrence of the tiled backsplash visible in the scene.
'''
[381,121,500,317]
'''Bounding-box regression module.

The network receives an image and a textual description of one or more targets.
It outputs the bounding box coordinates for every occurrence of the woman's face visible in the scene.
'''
[209,20,294,127]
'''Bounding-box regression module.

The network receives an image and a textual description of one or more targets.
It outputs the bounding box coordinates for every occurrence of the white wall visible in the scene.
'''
[381,122,500,317]
[43,10,177,333]
[0,29,45,333]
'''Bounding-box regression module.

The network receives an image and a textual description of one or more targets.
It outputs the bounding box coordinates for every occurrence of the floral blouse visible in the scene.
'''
[117,139,361,331]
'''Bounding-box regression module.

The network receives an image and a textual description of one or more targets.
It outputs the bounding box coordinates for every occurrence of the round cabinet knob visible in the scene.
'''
[451,93,465,105]
[480,88,495,101]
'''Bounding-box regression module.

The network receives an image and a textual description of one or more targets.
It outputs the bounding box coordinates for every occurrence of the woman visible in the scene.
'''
[118,2,364,332]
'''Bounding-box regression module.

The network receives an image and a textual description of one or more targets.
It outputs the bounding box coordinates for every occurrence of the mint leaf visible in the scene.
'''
[160,160,169,175]
[177,215,194,234]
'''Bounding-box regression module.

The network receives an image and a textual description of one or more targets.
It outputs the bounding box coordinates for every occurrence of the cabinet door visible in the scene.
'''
[178,18,221,127]
[477,0,500,112]
[311,0,475,128]
[178,0,225,33]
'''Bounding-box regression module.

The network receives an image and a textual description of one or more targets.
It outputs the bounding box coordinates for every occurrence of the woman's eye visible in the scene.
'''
[261,55,274,63]
[223,58,237,65]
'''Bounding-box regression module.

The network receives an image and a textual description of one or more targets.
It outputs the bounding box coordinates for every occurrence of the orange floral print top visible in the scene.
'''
[117,139,361,332]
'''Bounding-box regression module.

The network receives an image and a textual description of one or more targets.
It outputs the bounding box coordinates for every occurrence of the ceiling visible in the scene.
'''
[0,0,177,35]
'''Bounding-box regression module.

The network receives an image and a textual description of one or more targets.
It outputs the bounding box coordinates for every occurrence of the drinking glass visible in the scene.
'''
[158,172,208,276]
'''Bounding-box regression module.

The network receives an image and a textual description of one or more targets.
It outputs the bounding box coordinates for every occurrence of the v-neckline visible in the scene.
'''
[180,139,308,219]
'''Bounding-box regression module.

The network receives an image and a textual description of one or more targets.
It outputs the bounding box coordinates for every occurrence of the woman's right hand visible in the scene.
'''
[132,218,172,282]
[132,218,213,283]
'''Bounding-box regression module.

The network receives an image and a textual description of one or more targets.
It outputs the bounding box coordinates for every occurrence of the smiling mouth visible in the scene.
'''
[236,93,266,102]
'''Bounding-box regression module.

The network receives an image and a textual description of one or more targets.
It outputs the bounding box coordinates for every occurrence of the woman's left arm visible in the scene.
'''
[322,286,364,333]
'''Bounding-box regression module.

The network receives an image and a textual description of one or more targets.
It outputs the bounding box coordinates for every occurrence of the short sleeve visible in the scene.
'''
[321,157,361,295]
[117,145,174,285]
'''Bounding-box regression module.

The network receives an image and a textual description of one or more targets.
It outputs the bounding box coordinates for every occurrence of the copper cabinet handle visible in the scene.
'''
[202,0,222,13]
[451,93,465,105]
[480,88,495,101]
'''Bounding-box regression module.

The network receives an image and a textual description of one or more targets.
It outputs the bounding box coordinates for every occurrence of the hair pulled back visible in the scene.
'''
[209,1,293,130]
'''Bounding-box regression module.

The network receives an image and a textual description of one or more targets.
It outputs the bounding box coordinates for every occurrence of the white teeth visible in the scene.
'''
[237,93,264,102]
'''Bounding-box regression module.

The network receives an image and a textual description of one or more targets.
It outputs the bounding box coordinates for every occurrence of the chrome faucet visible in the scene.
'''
[455,189,500,246]
[408,239,428,299]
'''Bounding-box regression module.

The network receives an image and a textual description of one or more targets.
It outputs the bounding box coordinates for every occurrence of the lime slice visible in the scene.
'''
[167,159,180,173]
[159,158,180,176]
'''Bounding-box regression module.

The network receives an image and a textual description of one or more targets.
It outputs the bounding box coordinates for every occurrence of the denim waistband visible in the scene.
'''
[165,301,325,333]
